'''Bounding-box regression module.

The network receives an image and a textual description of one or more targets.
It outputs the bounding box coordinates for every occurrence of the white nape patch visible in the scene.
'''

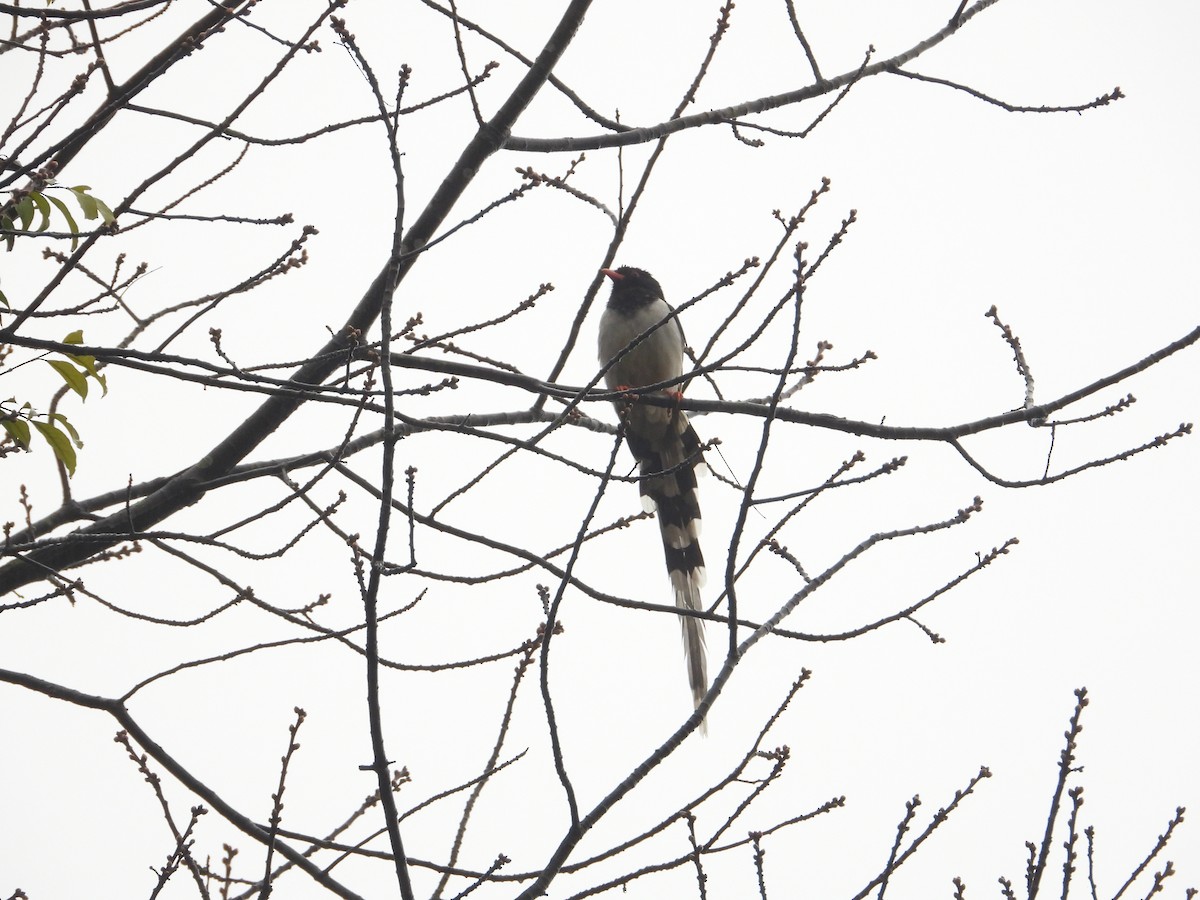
[641,495,658,513]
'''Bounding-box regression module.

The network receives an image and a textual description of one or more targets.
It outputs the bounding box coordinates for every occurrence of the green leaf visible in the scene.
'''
[59,331,108,395]
[47,359,88,399]
[48,412,83,446]
[16,195,35,231]
[45,193,79,231]
[66,354,107,395]
[44,193,80,249]
[0,286,8,307]
[32,420,77,475]
[74,191,98,221]
[30,191,52,232]
[65,187,115,227]
[93,197,116,225]
[2,418,31,449]
[71,186,99,221]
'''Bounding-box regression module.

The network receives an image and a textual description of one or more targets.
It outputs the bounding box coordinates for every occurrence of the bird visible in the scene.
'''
[597,265,708,729]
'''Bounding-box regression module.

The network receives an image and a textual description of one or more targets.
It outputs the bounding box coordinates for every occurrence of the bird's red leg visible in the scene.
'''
[666,389,684,427]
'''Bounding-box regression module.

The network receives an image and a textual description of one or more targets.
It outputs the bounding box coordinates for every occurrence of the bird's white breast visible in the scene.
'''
[598,298,684,391]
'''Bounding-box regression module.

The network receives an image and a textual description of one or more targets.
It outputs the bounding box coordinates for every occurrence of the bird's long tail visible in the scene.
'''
[636,413,708,731]
[672,564,708,723]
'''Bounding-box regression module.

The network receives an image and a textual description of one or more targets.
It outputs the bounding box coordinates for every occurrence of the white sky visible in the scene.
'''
[1,1,1197,898]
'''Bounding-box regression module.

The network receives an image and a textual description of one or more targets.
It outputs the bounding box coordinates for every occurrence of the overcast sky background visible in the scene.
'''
[2,1,1197,898]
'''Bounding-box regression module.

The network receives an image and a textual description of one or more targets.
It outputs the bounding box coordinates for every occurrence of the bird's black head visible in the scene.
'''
[602,266,664,312]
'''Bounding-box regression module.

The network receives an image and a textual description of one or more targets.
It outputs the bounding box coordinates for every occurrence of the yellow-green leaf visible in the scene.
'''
[16,195,35,231]
[71,186,102,221]
[94,197,115,225]
[66,354,107,395]
[47,359,88,399]
[32,420,77,475]
[44,193,80,249]
[66,187,115,226]
[57,332,107,395]
[30,191,52,232]
[48,412,82,446]
[2,418,31,449]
